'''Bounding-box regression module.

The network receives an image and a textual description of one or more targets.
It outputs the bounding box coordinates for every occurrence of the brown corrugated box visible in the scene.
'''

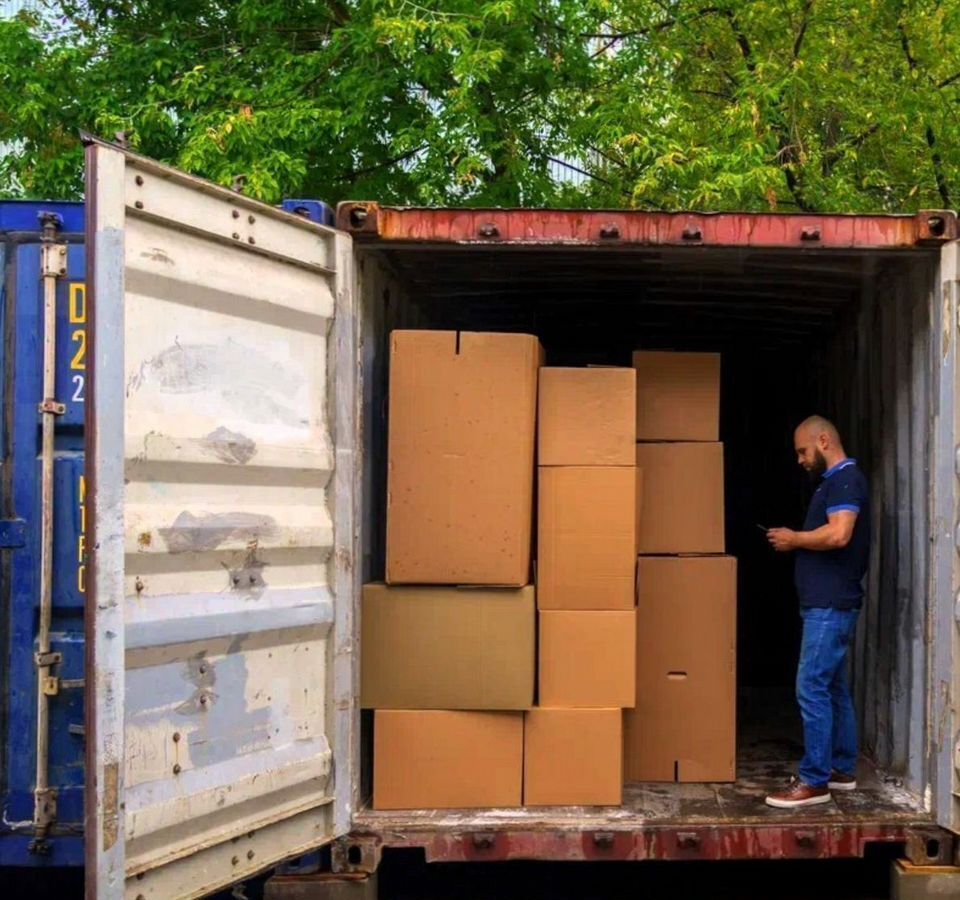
[538,367,636,466]
[361,583,535,710]
[538,610,636,708]
[635,442,724,554]
[524,708,623,806]
[537,466,640,610]
[633,351,720,442]
[624,556,737,782]
[386,330,542,585]
[374,710,523,809]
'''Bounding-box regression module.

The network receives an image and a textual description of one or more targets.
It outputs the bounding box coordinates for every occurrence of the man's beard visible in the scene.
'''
[808,449,828,479]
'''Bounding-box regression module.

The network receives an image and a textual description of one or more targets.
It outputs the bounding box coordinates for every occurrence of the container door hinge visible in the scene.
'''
[37,399,65,416]
[40,242,67,278]
[34,651,62,667]
[33,788,57,830]
[0,519,26,549]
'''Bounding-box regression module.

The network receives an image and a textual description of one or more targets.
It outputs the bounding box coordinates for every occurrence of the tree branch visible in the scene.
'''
[793,0,814,59]
[925,125,951,207]
[724,10,756,74]
[345,145,427,182]
[541,7,725,41]
[937,70,960,89]
[725,9,811,209]
[898,19,952,208]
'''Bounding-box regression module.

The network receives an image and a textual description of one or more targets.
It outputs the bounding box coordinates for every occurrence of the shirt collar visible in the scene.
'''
[824,458,856,478]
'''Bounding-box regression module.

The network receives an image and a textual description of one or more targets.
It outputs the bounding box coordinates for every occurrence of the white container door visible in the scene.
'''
[83,137,358,899]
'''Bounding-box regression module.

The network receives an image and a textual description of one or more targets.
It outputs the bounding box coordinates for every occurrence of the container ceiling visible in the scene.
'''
[379,247,935,352]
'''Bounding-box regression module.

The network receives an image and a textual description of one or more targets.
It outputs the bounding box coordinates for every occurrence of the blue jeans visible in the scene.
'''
[796,607,860,787]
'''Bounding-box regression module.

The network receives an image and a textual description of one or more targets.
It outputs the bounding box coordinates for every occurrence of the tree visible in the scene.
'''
[568,0,960,211]
[0,0,958,212]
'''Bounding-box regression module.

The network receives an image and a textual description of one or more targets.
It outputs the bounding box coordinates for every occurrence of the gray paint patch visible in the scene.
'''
[226,543,268,594]
[201,426,257,465]
[177,652,218,715]
[141,247,174,265]
[158,511,278,554]
[125,339,308,427]
[125,649,271,766]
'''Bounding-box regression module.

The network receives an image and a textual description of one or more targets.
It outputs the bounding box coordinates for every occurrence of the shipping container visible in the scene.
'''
[0,200,86,866]
[3,136,960,897]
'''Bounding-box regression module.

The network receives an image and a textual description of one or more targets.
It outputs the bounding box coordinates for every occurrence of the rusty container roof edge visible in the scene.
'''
[335,203,957,249]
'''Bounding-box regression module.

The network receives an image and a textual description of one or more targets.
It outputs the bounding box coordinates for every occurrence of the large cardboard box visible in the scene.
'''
[635,442,724,554]
[386,330,541,585]
[361,583,535,710]
[538,367,636,466]
[524,708,623,806]
[539,610,636,708]
[538,466,639,610]
[633,350,720,442]
[374,710,523,809]
[624,556,736,782]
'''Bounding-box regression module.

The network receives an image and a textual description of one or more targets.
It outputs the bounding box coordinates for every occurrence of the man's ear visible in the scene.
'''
[817,431,829,450]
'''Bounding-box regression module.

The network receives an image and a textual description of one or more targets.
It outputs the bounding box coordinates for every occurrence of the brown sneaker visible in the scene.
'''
[828,771,857,791]
[765,779,832,809]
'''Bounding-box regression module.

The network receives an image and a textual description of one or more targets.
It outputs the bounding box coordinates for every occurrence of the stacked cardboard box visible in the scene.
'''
[369,330,541,810]
[625,352,737,783]
[528,368,639,806]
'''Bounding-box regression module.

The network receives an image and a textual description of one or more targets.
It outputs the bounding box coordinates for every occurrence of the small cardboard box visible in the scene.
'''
[635,442,724,554]
[524,708,623,806]
[538,610,636,708]
[538,466,639,610]
[387,330,541,585]
[538,367,636,466]
[624,555,737,782]
[374,710,523,809]
[633,351,720,442]
[361,583,535,710]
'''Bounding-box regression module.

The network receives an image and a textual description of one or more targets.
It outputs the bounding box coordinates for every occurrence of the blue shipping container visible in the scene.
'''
[1,201,86,865]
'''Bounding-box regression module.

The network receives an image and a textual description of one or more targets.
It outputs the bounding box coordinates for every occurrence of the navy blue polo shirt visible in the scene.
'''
[795,459,871,609]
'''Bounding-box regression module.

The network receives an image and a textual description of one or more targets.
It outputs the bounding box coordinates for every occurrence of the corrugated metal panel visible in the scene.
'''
[820,255,938,803]
[84,139,357,898]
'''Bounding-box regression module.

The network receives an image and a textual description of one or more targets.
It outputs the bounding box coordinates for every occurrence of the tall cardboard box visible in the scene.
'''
[635,442,724,554]
[624,556,736,782]
[538,466,639,610]
[361,583,535,710]
[538,367,636,466]
[539,610,636,708]
[386,330,541,585]
[374,710,523,809]
[633,351,720,441]
[524,708,623,806]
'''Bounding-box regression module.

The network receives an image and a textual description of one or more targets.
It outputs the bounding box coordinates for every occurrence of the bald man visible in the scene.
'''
[764,416,870,809]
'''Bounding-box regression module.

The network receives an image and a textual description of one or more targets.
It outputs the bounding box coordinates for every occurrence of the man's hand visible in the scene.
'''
[767,527,798,552]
